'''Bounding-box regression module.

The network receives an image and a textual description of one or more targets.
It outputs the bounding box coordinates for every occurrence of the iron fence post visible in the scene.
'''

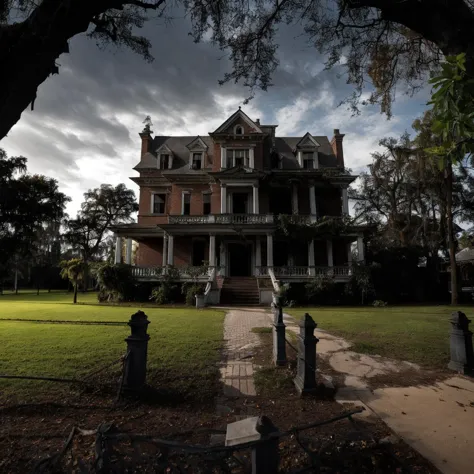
[123,310,150,392]
[273,305,287,366]
[294,313,318,395]
[448,311,474,375]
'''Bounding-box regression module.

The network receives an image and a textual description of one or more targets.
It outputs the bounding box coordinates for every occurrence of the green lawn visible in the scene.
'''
[0,292,225,402]
[287,306,474,368]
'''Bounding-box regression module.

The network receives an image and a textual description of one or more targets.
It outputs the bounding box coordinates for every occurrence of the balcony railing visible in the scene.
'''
[131,266,225,280]
[132,267,164,278]
[168,214,274,225]
[132,265,353,280]
[257,266,353,278]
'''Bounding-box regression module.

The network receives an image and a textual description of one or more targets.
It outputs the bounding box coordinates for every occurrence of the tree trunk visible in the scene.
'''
[0,0,118,140]
[14,268,18,294]
[446,159,458,305]
[73,282,78,304]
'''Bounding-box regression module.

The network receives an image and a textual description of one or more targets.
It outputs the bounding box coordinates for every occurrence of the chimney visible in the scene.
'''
[330,129,345,168]
[255,118,260,125]
[139,130,153,157]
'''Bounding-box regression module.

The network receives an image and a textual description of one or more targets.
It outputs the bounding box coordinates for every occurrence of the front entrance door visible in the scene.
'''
[228,243,251,276]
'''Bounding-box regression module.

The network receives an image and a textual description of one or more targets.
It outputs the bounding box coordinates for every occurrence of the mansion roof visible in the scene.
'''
[134,134,338,173]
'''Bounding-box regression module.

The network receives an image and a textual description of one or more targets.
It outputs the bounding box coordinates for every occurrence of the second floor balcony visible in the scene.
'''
[167,214,317,225]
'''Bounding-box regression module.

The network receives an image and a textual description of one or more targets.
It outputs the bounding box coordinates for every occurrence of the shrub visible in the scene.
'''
[182,282,206,305]
[372,300,388,307]
[93,262,136,302]
[305,275,337,305]
[150,284,175,305]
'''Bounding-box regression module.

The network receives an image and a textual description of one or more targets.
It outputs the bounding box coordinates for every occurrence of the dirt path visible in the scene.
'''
[282,312,474,474]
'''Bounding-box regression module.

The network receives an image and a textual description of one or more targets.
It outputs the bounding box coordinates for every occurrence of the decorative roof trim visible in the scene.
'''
[185,136,209,150]
[156,143,173,154]
[211,108,263,134]
[296,132,321,149]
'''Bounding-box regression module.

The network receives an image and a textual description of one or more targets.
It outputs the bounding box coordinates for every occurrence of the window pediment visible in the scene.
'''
[186,136,208,151]
[296,133,321,150]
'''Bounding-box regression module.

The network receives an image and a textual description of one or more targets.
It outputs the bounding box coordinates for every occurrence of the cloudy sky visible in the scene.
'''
[1,7,431,216]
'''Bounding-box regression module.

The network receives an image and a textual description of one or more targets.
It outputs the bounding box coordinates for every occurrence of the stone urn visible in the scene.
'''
[195,294,205,308]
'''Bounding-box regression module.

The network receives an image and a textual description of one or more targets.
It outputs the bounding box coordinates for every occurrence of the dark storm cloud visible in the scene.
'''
[0,5,429,215]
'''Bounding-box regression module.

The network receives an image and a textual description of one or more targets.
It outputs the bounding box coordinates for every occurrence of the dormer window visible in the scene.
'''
[160,154,170,170]
[186,136,208,170]
[235,125,244,135]
[192,153,202,170]
[303,152,315,169]
[156,144,173,169]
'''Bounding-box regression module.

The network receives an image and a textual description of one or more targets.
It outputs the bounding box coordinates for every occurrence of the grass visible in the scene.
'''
[287,305,474,368]
[0,291,225,402]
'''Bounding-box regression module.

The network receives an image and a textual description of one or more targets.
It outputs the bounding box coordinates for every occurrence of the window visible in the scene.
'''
[152,194,166,214]
[159,154,170,170]
[226,149,250,168]
[302,152,314,169]
[203,193,211,215]
[235,125,243,135]
[182,193,191,215]
[192,153,202,170]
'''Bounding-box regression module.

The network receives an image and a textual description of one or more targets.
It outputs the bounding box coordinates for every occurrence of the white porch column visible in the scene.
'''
[114,235,122,264]
[209,234,216,267]
[252,184,259,214]
[220,145,226,168]
[167,235,174,266]
[326,240,333,267]
[342,188,349,215]
[125,238,133,265]
[266,233,274,268]
[357,236,365,262]
[309,184,317,222]
[221,185,227,213]
[219,242,226,276]
[249,147,255,169]
[291,183,299,214]
[162,234,168,267]
[255,237,262,275]
[347,242,353,266]
[308,240,315,276]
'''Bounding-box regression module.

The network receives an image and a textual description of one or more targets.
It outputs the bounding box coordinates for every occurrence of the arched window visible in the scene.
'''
[234,125,243,135]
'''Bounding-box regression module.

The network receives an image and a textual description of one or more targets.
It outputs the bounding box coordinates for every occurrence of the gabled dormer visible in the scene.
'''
[186,136,208,170]
[210,107,263,136]
[156,143,173,170]
[295,132,320,169]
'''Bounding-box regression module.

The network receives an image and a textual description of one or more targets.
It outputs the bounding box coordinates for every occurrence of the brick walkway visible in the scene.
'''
[220,308,270,397]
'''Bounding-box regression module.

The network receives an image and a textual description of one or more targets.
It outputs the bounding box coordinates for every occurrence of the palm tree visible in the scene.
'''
[59,258,85,304]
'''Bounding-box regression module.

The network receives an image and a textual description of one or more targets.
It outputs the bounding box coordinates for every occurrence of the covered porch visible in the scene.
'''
[112,230,365,282]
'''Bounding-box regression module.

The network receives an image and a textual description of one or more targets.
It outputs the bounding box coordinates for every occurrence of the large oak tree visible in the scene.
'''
[1,0,474,139]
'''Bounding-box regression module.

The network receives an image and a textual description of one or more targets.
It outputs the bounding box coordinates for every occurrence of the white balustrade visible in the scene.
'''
[131,267,163,278]
[168,214,274,225]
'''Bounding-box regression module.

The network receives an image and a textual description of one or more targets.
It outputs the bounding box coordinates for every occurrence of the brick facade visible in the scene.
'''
[121,108,361,277]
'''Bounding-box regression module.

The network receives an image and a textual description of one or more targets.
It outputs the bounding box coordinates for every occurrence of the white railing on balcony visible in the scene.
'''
[167,214,274,225]
[314,266,353,277]
[269,266,353,278]
[168,215,211,224]
[283,215,317,225]
[132,267,164,278]
[215,214,274,225]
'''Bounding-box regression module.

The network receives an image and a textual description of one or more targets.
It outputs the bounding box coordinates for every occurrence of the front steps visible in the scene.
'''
[220,277,260,306]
